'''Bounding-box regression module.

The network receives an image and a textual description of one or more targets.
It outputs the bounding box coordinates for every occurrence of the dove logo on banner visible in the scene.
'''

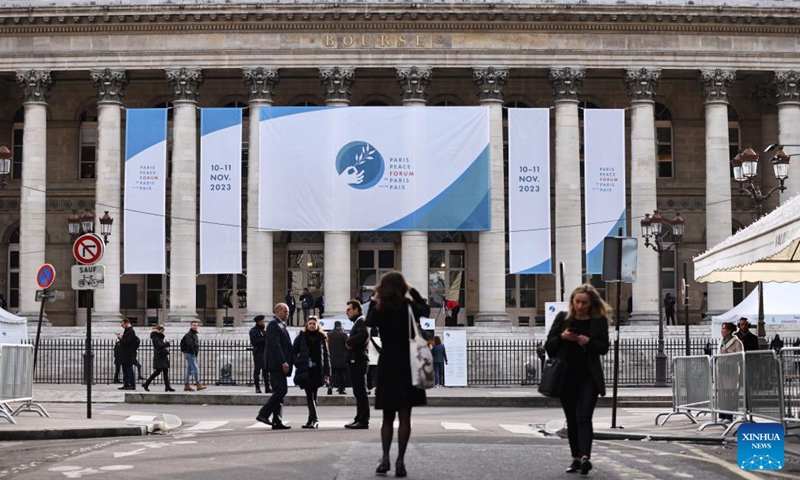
[335,141,385,190]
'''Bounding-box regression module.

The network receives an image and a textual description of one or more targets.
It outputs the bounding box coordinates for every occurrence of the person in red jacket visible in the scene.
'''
[445,299,460,324]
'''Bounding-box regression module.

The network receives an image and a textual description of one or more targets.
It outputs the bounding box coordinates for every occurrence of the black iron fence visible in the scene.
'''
[28,337,800,387]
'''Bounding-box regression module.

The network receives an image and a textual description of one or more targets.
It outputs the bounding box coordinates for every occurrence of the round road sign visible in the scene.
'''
[73,233,105,265]
[37,263,56,289]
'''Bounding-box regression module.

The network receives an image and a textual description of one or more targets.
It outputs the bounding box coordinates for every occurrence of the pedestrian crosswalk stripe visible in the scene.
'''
[184,421,229,431]
[499,424,546,436]
[441,422,477,431]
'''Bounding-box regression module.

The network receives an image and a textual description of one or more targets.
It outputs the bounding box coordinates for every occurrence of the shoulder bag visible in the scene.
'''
[537,312,568,397]
[408,304,435,390]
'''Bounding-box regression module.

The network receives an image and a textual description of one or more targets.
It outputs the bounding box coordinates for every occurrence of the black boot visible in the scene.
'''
[254,375,262,393]
[164,371,175,392]
[143,371,159,392]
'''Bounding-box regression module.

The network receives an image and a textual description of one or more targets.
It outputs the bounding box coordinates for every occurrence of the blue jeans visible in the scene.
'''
[184,353,199,384]
[434,362,445,386]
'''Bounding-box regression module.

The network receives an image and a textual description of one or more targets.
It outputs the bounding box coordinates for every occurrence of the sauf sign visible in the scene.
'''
[71,265,105,290]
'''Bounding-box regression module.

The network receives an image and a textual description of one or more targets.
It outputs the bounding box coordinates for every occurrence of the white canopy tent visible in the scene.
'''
[0,308,27,344]
[694,193,800,284]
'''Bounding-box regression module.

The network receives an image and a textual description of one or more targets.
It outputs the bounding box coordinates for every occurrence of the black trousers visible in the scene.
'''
[349,364,370,424]
[258,370,288,423]
[332,368,348,391]
[122,364,136,388]
[559,376,599,459]
[144,368,172,390]
[665,311,675,325]
[305,387,319,421]
[253,362,270,390]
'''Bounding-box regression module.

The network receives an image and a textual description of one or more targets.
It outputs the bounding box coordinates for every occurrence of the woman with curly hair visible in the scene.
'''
[292,316,330,429]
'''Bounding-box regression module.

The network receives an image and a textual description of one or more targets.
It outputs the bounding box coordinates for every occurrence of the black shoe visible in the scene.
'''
[327,387,333,395]
[395,459,407,478]
[165,387,176,392]
[264,388,273,394]
[255,415,272,426]
[142,383,150,392]
[376,457,390,475]
[112,379,122,384]
[580,459,592,475]
[301,420,319,429]
[344,422,369,430]
[118,386,135,390]
[566,460,581,473]
[138,376,145,381]
[255,387,262,394]
[271,422,291,430]
[338,389,346,394]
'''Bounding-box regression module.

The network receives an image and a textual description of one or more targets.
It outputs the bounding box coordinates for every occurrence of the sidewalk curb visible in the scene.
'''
[0,425,147,441]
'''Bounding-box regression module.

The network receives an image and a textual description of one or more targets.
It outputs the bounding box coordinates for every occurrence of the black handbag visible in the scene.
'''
[538,358,565,398]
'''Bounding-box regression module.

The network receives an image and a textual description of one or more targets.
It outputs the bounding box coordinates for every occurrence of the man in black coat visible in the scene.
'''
[285,289,297,327]
[249,315,272,394]
[344,299,369,429]
[327,320,349,395]
[736,318,760,351]
[116,318,138,390]
[256,303,294,429]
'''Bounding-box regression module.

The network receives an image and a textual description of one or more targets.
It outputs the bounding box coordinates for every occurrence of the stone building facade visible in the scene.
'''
[0,0,798,328]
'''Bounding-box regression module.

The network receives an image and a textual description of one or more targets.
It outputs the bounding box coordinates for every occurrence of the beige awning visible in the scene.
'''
[694,193,800,283]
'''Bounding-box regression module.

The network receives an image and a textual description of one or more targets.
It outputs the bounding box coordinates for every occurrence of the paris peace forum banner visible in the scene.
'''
[583,109,627,274]
[124,109,167,274]
[508,108,551,274]
[258,106,490,231]
[200,108,242,274]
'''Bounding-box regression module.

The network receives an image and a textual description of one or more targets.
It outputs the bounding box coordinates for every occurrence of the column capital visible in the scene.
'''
[90,68,129,105]
[397,66,432,104]
[473,67,508,103]
[625,68,661,103]
[754,83,778,115]
[549,67,585,102]
[15,69,53,104]
[319,66,355,104]
[243,67,279,104]
[772,70,800,106]
[166,67,204,103]
[699,69,736,104]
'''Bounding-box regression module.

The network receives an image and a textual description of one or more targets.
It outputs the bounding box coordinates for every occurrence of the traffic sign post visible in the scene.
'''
[33,263,58,374]
[37,264,56,289]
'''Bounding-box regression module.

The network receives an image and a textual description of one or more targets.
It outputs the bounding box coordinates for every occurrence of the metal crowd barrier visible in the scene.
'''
[656,355,713,426]
[0,344,49,424]
[745,350,784,424]
[699,352,746,436]
[779,347,800,436]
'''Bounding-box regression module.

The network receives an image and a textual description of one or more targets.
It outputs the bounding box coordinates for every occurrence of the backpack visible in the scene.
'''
[134,334,141,350]
[180,334,188,353]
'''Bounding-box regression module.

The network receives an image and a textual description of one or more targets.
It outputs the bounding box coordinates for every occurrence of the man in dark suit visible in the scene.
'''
[116,318,138,390]
[249,315,272,394]
[344,299,369,429]
[285,289,296,327]
[256,303,294,429]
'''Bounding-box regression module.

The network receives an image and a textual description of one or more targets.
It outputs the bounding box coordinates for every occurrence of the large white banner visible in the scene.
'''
[508,108,551,274]
[258,107,490,231]
[124,109,167,274]
[200,108,242,274]
[584,109,627,274]
[443,329,467,387]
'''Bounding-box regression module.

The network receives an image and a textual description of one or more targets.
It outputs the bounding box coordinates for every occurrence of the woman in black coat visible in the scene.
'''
[366,271,427,478]
[545,284,610,476]
[292,316,330,429]
[143,325,175,392]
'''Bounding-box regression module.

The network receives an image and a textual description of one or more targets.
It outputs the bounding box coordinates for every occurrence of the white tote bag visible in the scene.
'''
[408,304,435,390]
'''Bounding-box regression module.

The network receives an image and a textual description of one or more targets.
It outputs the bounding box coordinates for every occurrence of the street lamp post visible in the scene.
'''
[731,144,793,348]
[641,210,685,386]
[68,209,113,419]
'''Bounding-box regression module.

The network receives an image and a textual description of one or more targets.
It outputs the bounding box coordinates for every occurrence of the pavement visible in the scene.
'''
[2,383,799,459]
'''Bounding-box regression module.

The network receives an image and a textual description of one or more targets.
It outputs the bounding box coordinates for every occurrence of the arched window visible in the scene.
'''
[362,100,389,106]
[433,100,459,107]
[294,101,320,107]
[655,103,674,178]
[79,105,98,179]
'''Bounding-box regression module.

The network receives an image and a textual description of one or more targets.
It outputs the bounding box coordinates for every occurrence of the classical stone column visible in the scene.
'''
[320,67,354,317]
[166,68,203,323]
[625,68,661,323]
[243,67,279,318]
[549,67,585,299]
[15,70,52,318]
[397,66,431,300]
[755,84,780,214]
[91,68,129,323]
[700,69,736,317]
[473,67,509,323]
[773,70,800,202]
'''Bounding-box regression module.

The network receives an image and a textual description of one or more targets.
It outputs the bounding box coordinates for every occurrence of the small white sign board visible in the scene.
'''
[71,264,106,290]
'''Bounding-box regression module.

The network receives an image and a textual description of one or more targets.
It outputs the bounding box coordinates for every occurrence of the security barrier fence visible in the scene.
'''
[659,348,800,438]
[0,344,49,424]
[22,336,757,387]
